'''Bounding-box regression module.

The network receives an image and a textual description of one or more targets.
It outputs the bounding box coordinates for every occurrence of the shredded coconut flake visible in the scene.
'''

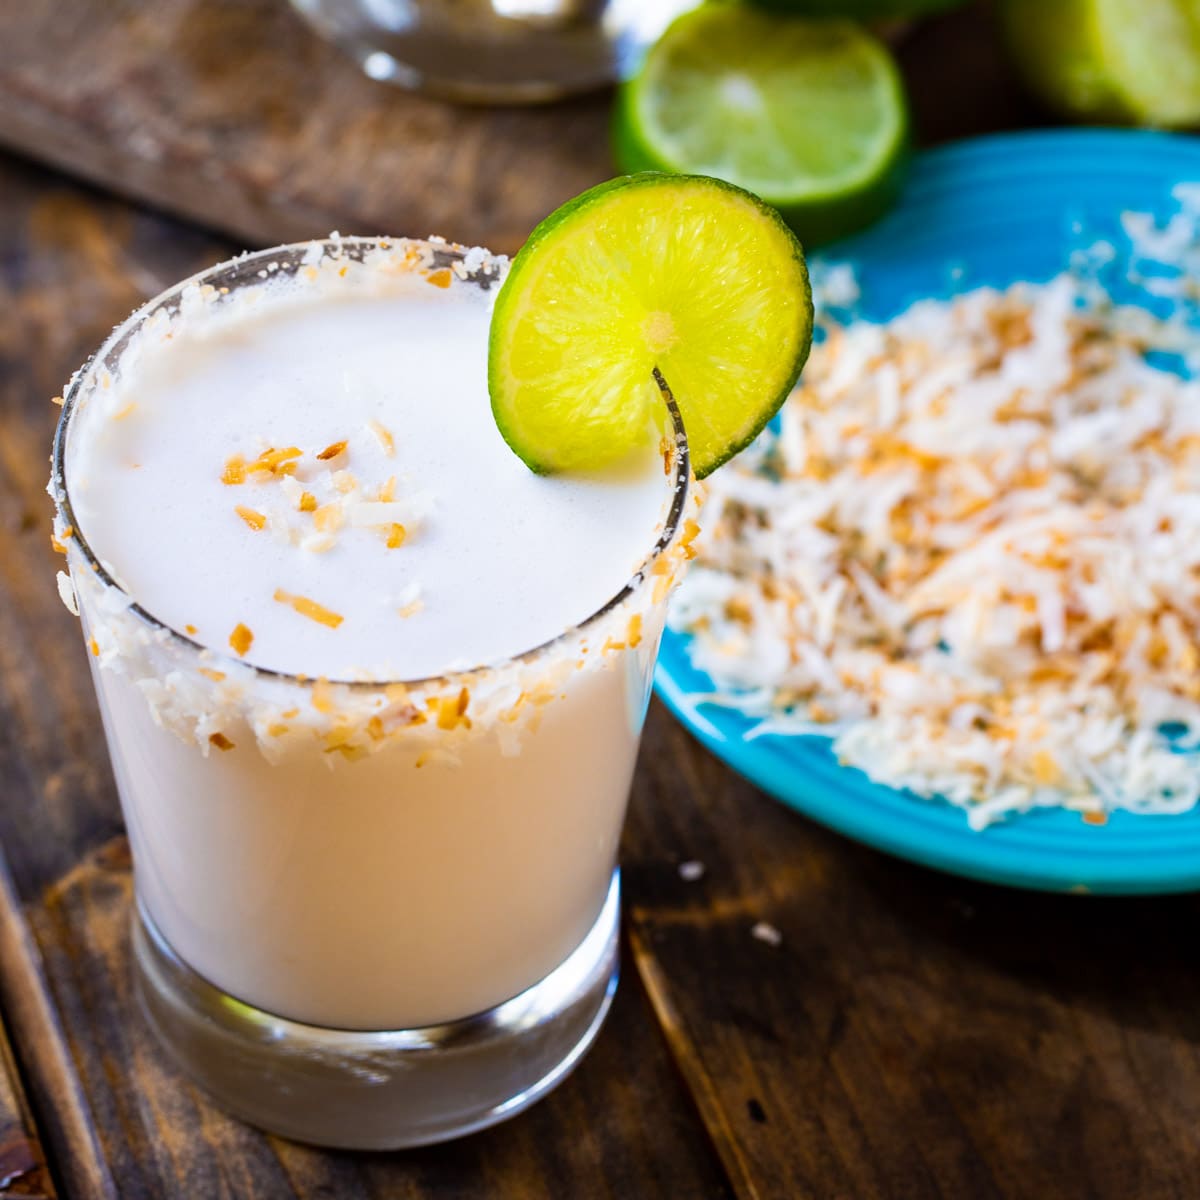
[235,505,267,531]
[274,588,344,629]
[369,419,395,456]
[673,269,1200,827]
[751,921,782,946]
[317,440,348,462]
[229,623,254,657]
[56,571,78,616]
[396,582,423,619]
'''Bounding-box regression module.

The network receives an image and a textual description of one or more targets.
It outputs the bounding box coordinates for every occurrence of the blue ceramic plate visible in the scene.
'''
[655,129,1200,895]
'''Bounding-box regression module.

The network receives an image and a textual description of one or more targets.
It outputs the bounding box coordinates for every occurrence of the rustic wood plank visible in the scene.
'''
[0,154,731,1198]
[0,1036,47,1200]
[0,864,58,1200]
[0,845,108,1200]
[0,9,1145,1196]
[627,927,761,1200]
[0,0,613,257]
[30,836,731,1200]
[0,1,1039,262]
[624,706,1200,1200]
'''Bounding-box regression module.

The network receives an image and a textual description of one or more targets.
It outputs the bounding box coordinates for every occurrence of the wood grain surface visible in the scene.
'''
[0,156,729,1199]
[5,152,1200,1197]
[0,842,103,1200]
[623,714,1200,1200]
[30,837,729,1200]
[0,1,1042,258]
[0,4,1189,1198]
[0,0,613,256]
[0,873,56,1200]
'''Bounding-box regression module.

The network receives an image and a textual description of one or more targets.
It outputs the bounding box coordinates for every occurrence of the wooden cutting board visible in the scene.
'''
[0,0,614,255]
[0,1,1039,257]
[0,0,613,256]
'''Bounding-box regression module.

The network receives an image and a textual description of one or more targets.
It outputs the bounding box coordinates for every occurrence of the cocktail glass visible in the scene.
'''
[50,238,693,1148]
[289,0,698,103]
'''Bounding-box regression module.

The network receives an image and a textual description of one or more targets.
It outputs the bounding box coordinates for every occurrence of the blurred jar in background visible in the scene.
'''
[290,0,698,103]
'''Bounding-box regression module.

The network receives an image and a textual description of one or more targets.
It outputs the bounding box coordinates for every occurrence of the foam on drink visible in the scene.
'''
[67,244,667,680]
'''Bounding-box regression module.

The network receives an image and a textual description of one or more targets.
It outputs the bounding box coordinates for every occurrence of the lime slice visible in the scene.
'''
[1001,0,1200,127]
[613,8,909,246]
[488,173,812,479]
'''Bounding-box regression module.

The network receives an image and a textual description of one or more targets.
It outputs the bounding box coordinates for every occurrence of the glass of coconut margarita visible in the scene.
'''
[51,236,694,1149]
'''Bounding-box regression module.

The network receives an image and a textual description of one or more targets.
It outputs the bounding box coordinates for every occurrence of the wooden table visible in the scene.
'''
[3,2,1198,1197]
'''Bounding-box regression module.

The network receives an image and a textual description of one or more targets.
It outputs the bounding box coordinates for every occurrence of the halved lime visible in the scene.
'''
[488,174,812,478]
[1001,0,1200,127]
[613,8,909,246]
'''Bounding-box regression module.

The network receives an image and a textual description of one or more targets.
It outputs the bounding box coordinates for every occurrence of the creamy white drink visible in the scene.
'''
[53,238,693,1033]
[71,252,669,682]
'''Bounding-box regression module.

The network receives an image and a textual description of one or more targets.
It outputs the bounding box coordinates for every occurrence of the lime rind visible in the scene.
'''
[615,93,908,249]
[488,173,812,479]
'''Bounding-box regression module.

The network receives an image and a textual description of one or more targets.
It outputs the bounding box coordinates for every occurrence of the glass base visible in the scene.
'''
[132,872,620,1149]
[289,0,698,104]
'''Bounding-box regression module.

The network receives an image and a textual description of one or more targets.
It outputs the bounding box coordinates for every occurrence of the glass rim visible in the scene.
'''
[51,235,692,692]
